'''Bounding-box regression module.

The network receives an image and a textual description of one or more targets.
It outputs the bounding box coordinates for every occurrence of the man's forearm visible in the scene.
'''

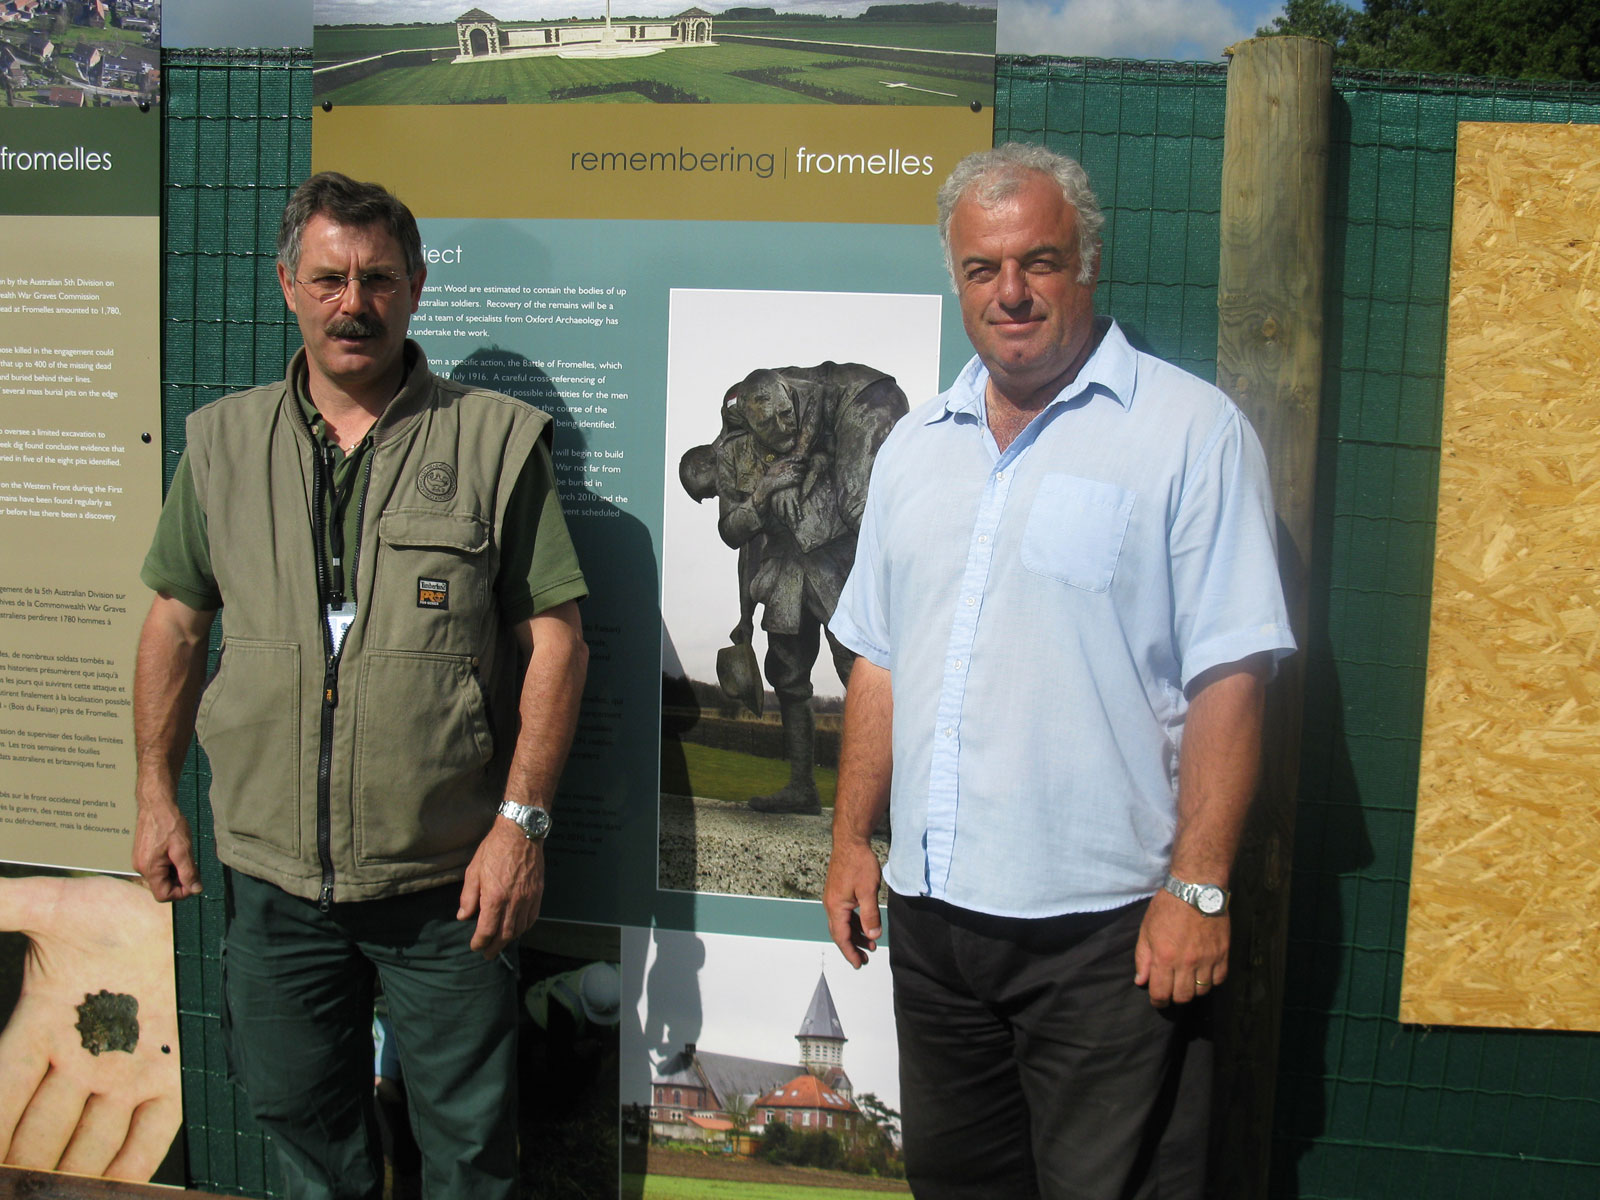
[824,655,893,967]
[132,595,215,805]
[502,601,588,812]
[1169,655,1271,885]
[457,601,586,955]
[131,594,215,899]
[832,656,894,847]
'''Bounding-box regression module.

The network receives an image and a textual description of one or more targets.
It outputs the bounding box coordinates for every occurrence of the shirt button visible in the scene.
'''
[952,659,963,670]
[965,596,976,607]
[977,534,989,545]
[996,470,1006,482]
[943,727,956,738]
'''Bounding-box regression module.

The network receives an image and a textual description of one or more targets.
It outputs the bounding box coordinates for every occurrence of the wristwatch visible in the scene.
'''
[1162,873,1230,916]
[497,798,552,842]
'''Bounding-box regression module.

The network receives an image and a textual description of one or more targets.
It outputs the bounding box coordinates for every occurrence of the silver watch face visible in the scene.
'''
[502,801,551,840]
[521,805,552,839]
[1197,886,1225,915]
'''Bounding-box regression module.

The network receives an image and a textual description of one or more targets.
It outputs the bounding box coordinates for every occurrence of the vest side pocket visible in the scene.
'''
[195,637,302,856]
[353,649,495,864]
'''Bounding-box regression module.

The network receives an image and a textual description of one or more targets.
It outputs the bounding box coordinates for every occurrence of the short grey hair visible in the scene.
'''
[276,171,423,277]
[936,144,1105,287]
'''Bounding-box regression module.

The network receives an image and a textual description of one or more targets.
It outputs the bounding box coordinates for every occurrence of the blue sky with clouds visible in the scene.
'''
[167,0,1288,60]
[998,0,1283,61]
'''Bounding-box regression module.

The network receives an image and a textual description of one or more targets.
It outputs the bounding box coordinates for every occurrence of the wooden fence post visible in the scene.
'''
[1212,34,1333,1200]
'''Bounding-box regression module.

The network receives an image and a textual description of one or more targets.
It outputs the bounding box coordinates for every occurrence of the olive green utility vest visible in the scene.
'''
[187,347,551,903]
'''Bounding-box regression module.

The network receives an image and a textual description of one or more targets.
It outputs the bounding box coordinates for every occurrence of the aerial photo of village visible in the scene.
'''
[0,0,160,108]
[314,0,994,107]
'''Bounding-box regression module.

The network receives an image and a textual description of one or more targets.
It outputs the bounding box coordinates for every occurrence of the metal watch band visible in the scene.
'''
[497,798,552,841]
[1162,872,1230,916]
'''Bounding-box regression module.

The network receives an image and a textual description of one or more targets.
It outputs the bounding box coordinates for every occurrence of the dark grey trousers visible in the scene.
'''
[223,871,520,1200]
[888,892,1213,1200]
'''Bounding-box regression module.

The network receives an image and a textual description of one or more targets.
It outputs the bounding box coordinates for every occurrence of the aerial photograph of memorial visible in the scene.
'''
[0,0,161,107]
[313,0,995,106]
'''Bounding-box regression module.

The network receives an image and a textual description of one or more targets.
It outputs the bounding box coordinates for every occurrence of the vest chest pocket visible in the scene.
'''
[369,509,493,652]
[1020,473,1136,593]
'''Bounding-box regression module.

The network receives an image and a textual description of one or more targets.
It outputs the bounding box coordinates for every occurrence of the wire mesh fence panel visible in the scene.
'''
[163,47,310,1198]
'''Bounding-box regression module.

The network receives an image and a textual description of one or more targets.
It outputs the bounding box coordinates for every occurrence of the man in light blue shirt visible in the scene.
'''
[823,145,1295,1199]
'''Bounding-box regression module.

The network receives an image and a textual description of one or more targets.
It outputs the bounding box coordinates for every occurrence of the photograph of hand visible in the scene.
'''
[0,868,183,1182]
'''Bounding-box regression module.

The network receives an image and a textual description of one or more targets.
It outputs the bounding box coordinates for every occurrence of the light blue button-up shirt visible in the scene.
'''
[829,319,1296,918]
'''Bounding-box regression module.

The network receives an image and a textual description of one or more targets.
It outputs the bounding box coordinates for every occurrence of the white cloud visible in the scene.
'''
[998,0,1277,62]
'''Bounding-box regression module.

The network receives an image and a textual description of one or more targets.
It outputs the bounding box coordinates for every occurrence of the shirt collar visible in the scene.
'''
[290,341,424,449]
[930,316,1138,426]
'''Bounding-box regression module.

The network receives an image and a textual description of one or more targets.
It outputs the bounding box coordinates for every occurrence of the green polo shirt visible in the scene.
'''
[142,366,585,626]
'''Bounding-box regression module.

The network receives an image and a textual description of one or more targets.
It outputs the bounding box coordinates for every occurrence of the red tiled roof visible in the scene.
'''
[688,1115,735,1131]
[755,1073,856,1113]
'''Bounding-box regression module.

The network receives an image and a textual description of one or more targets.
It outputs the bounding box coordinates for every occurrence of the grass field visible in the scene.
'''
[625,1175,902,1200]
[317,43,990,106]
[664,741,838,807]
[314,20,993,106]
[317,20,992,60]
[316,24,456,60]
[718,20,993,52]
[43,24,150,54]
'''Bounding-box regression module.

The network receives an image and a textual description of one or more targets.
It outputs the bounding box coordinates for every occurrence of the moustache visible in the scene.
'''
[325,314,385,339]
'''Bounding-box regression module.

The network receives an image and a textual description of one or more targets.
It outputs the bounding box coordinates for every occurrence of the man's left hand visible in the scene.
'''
[457,819,544,959]
[1133,889,1228,1008]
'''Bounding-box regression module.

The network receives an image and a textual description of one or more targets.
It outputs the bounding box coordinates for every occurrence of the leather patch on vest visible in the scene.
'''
[417,461,457,502]
[417,577,449,610]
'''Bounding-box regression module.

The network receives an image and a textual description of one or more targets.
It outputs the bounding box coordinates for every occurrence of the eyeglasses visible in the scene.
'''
[295,271,408,304]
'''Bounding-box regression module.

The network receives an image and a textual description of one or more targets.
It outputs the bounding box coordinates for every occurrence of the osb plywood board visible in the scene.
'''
[1402,122,1600,1031]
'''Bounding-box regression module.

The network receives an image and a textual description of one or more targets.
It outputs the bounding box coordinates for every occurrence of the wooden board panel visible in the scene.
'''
[1402,122,1600,1030]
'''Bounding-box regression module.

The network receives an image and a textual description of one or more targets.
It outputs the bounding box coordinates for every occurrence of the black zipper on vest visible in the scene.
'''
[311,445,376,913]
[311,452,338,912]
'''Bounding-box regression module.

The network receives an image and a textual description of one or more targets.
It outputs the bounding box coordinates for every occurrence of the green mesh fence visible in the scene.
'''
[998,53,1600,1200]
[995,57,1229,381]
[155,49,1600,1199]
[1274,70,1600,1200]
[164,47,310,1198]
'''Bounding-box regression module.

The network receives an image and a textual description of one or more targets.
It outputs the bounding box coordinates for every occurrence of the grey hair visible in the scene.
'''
[276,171,423,277]
[936,144,1104,287]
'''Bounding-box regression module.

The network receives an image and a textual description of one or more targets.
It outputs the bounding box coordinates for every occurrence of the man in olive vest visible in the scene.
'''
[131,172,589,1199]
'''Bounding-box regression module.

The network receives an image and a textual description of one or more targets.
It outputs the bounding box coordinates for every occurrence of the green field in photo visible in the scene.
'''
[317,42,990,105]
[316,24,457,60]
[718,20,993,51]
[316,19,992,61]
[625,1174,903,1199]
[662,741,838,807]
[314,20,993,105]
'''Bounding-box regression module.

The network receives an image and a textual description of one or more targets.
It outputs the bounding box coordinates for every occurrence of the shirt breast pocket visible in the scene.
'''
[1020,473,1135,593]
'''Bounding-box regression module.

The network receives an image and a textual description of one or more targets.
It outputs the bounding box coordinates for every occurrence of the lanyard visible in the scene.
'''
[315,440,358,609]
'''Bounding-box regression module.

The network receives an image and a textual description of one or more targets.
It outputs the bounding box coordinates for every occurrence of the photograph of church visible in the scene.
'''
[625,925,904,1189]
[649,970,860,1142]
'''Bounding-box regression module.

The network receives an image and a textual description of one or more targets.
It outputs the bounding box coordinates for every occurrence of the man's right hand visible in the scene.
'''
[131,591,215,902]
[131,796,200,903]
[826,657,894,969]
[824,838,883,969]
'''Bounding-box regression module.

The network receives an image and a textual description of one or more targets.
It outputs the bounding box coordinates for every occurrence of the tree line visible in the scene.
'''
[1260,0,1599,82]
